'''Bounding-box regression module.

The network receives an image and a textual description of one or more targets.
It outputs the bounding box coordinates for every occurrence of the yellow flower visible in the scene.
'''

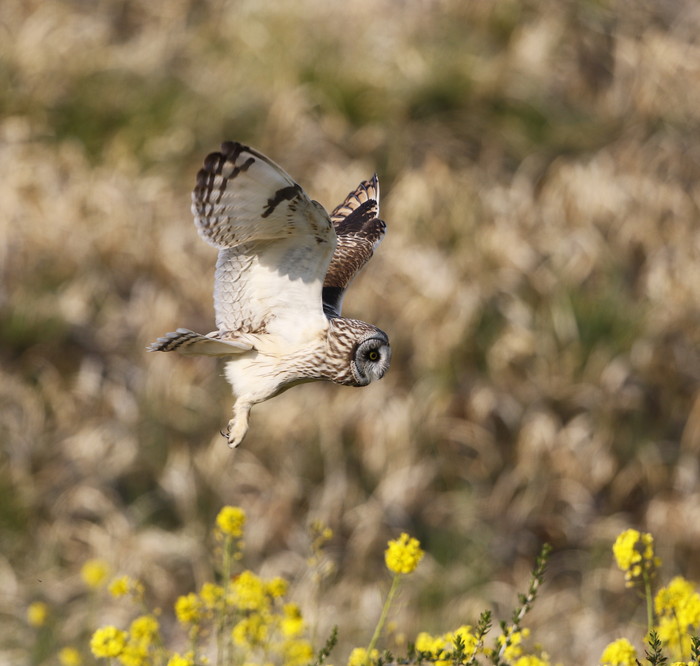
[231,613,269,647]
[27,601,48,627]
[347,648,379,666]
[612,529,660,586]
[59,647,82,666]
[613,530,641,571]
[655,577,700,621]
[415,631,446,655]
[655,576,700,657]
[90,626,127,658]
[117,642,148,666]
[175,593,202,625]
[514,657,550,666]
[216,506,246,537]
[231,570,267,611]
[282,639,314,666]
[81,559,110,589]
[166,653,195,666]
[414,631,450,666]
[498,627,530,661]
[200,582,224,609]
[281,603,304,638]
[109,577,130,597]
[129,614,159,645]
[384,533,424,575]
[445,625,479,652]
[266,576,288,598]
[109,575,142,598]
[600,638,637,666]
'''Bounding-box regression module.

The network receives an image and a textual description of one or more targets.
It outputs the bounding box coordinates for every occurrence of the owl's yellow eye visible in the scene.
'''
[368,350,380,361]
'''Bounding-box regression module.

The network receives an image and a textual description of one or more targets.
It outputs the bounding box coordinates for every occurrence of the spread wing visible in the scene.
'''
[322,174,386,317]
[193,141,336,340]
[147,328,254,355]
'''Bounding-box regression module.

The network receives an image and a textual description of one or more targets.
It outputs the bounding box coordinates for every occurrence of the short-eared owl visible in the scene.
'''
[149,142,390,447]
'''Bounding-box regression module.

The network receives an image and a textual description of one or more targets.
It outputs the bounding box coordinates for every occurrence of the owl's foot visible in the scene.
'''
[223,401,252,448]
[222,421,244,448]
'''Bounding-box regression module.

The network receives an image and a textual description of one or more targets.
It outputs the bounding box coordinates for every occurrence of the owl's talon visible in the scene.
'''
[224,416,246,448]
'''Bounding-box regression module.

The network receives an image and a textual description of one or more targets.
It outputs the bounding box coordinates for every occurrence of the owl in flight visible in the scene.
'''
[149,142,391,447]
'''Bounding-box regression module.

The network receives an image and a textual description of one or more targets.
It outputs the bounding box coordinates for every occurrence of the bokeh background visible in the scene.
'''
[2,0,700,662]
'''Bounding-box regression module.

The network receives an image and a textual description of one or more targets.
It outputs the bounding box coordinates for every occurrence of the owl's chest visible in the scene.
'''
[223,334,331,401]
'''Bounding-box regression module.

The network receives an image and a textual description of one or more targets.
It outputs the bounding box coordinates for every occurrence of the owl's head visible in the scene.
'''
[350,329,391,386]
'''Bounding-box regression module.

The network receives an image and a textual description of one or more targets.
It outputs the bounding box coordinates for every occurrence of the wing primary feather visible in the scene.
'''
[148,328,253,355]
[330,173,380,224]
[322,175,386,317]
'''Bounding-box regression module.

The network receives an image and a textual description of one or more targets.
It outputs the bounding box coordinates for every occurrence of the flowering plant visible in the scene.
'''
[27,512,700,666]
[601,529,700,665]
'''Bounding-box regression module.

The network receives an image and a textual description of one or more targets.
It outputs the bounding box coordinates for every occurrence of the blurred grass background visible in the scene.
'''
[2,0,700,662]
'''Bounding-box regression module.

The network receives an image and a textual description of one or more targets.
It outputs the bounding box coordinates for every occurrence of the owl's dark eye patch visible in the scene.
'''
[368,350,379,361]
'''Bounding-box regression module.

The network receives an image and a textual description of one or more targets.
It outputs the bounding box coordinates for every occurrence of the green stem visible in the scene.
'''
[366,573,401,663]
[219,535,234,666]
[673,610,684,661]
[643,572,654,636]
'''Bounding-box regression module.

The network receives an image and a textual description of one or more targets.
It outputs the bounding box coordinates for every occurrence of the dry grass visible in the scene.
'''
[2,0,700,662]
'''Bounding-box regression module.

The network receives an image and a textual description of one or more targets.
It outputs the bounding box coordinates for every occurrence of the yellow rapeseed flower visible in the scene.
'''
[109,575,139,598]
[347,648,379,666]
[266,576,288,599]
[166,653,195,666]
[498,627,530,661]
[654,576,700,657]
[200,582,224,609]
[612,529,660,586]
[600,638,638,666]
[81,559,110,589]
[384,533,424,575]
[281,603,304,638]
[414,631,449,666]
[175,593,202,625]
[216,506,246,537]
[445,625,479,653]
[658,618,689,660]
[129,614,159,645]
[90,626,127,658]
[655,577,700,620]
[58,647,82,666]
[27,601,48,627]
[415,631,446,655]
[231,570,268,611]
[109,577,129,597]
[514,657,550,666]
[117,642,149,666]
[231,613,269,647]
[612,530,642,571]
[282,638,314,666]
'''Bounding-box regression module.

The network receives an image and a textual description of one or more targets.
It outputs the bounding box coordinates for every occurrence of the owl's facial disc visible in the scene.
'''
[351,333,391,386]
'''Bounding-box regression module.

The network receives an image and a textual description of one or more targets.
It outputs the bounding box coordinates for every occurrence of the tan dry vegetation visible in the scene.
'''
[2,0,700,662]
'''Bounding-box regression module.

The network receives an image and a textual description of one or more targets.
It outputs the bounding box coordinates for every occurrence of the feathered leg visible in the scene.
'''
[224,400,253,448]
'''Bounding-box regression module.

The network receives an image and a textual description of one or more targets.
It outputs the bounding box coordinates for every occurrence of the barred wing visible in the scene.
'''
[193,142,335,337]
[322,174,386,318]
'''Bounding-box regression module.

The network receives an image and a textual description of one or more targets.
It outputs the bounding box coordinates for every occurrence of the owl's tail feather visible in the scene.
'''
[147,328,253,356]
